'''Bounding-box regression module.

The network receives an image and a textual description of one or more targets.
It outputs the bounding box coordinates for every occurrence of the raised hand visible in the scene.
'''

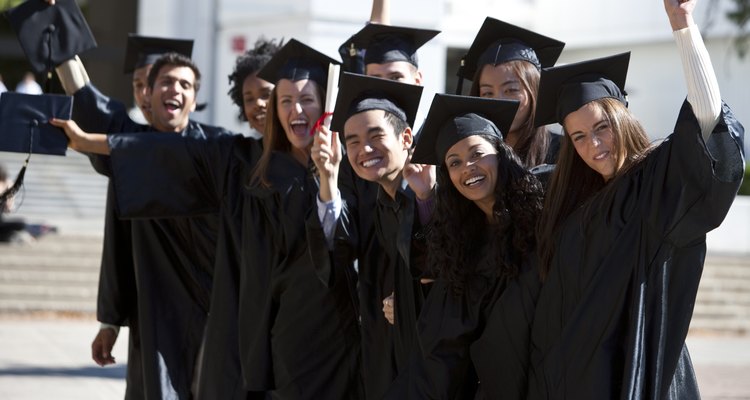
[664,0,696,31]
[311,124,342,201]
[403,151,436,201]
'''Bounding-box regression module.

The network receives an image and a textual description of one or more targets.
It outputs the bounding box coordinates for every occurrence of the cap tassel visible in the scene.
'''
[44,24,56,93]
[0,120,36,208]
[455,58,466,95]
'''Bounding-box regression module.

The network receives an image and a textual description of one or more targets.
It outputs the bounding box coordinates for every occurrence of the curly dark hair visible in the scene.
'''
[227,38,283,121]
[427,133,544,296]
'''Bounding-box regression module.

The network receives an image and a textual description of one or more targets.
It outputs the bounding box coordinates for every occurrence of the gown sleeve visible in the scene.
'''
[640,100,744,248]
[107,130,246,218]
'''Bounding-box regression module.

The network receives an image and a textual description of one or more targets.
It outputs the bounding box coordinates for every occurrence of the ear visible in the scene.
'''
[413,70,424,86]
[401,126,414,150]
[190,99,197,113]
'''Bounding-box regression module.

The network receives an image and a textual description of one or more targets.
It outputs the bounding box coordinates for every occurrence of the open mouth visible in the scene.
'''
[164,99,182,113]
[360,157,383,168]
[290,119,308,136]
[593,151,610,161]
[464,175,486,187]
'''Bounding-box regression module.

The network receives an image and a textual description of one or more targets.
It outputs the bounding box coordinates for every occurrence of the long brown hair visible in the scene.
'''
[536,98,651,280]
[470,60,551,168]
[250,79,325,187]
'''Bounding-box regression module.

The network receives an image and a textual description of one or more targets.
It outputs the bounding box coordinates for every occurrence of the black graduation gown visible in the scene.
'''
[106,131,259,400]
[385,249,541,400]
[238,152,361,399]
[108,135,362,399]
[74,83,226,400]
[373,180,429,381]
[71,83,149,399]
[332,157,397,399]
[528,101,745,399]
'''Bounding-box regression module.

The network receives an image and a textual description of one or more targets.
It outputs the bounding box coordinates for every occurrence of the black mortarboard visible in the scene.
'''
[460,17,565,80]
[535,52,630,127]
[0,92,72,156]
[123,35,194,73]
[330,72,423,133]
[342,23,440,67]
[411,94,519,165]
[0,92,73,205]
[256,39,339,87]
[5,0,97,75]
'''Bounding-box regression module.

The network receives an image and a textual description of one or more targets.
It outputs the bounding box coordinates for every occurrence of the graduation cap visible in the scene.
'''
[342,23,440,67]
[534,52,630,127]
[455,17,565,94]
[256,38,339,87]
[330,72,423,133]
[5,0,97,77]
[123,35,194,73]
[0,92,73,206]
[411,94,519,165]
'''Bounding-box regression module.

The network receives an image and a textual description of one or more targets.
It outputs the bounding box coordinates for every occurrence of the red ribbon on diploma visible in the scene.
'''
[309,111,334,136]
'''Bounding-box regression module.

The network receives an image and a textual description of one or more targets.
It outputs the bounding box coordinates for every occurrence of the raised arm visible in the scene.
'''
[50,118,111,155]
[370,0,390,24]
[665,0,721,139]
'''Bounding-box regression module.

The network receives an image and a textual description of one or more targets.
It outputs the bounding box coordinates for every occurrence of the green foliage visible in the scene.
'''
[739,164,750,196]
[726,0,750,58]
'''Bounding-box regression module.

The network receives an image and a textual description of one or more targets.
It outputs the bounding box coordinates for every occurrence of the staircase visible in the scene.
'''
[691,254,750,335]
[0,234,102,313]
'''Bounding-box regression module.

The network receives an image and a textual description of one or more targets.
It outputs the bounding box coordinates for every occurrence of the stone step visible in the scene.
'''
[0,298,95,313]
[0,253,102,269]
[0,284,97,299]
[0,269,99,285]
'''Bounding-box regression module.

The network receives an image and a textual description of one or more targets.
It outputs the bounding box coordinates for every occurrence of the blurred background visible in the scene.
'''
[0,0,749,399]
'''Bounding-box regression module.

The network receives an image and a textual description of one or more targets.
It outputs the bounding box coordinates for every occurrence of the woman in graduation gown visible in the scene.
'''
[460,17,565,168]
[531,1,745,398]
[386,94,545,399]
[53,40,362,399]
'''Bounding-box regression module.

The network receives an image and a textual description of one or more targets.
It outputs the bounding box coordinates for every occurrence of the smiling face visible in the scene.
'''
[445,135,499,217]
[564,101,621,181]
[365,61,422,84]
[477,63,531,133]
[275,78,322,160]
[147,65,197,132]
[343,109,412,187]
[242,73,274,133]
[132,64,153,123]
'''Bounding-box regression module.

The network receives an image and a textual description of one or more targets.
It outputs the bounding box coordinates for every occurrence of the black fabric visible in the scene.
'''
[255,38,338,87]
[330,72,423,134]
[385,257,541,399]
[341,23,439,67]
[460,17,565,80]
[124,35,193,73]
[0,92,71,156]
[5,0,97,74]
[412,94,518,165]
[107,131,362,399]
[528,100,744,399]
[72,83,222,399]
[535,52,630,127]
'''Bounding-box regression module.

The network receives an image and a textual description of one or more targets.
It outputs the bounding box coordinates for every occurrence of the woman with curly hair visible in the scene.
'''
[460,18,565,169]
[385,94,545,399]
[227,38,282,136]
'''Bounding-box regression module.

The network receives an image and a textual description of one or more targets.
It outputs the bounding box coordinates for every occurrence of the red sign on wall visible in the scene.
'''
[231,36,246,53]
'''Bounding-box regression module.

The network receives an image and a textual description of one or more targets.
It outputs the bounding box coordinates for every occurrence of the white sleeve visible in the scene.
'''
[674,24,721,140]
[55,56,90,95]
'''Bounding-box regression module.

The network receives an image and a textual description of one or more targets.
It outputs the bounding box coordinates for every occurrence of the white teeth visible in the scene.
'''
[465,176,485,186]
[290,119,307,126]
[361,158,382,168]
[165,99,181,108]
[594,151,609,160]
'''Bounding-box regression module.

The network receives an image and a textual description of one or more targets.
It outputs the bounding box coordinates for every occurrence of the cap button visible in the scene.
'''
[47,24,56,33]
[32,119,40,127]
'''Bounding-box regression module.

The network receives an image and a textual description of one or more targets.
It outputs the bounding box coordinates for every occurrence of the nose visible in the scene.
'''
[363,143,374,153]
[255,97,266,109]
[590,133,601,147]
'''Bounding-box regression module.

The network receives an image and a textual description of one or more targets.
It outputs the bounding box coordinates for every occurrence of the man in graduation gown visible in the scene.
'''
[313,72,437,399]
[54,52,223,399]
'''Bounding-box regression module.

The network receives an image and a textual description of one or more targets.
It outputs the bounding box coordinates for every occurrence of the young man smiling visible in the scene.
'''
[312,72,434,399]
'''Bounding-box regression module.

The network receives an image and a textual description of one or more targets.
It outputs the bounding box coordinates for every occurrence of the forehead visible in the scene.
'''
[563,101,604,131]
[156,65,196,82]
[242,73,274,92]
[132,64,152,81]
[446,135,494,158]
[479,63,518,84]
[276,78,319,96]
[366,61,416,78]
[343,109,390,135]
